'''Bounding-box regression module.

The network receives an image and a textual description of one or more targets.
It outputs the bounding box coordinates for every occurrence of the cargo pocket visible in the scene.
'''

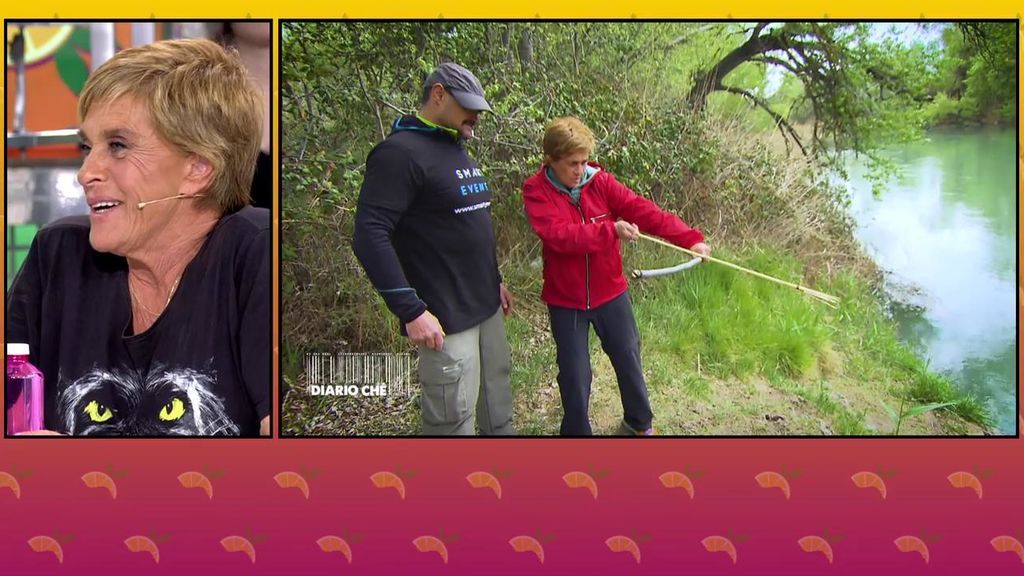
[418,350,467,425]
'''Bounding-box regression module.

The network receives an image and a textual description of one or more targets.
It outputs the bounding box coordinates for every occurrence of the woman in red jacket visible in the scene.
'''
[522,117,711,435]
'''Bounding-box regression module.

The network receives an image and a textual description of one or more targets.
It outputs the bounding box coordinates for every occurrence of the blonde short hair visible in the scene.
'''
[542,116,595,163]
[78,38,261,213]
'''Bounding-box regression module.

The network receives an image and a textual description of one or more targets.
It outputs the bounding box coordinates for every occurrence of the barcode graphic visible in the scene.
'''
[305,352,414,396]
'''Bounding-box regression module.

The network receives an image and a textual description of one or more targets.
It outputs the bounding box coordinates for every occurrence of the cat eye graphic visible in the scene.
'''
[159,398,186,421]
[84,400,114,423]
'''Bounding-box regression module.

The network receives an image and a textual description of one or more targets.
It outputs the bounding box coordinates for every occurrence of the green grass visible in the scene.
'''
[769,376,871,435]
[822,270,993,430]
[632,246,833,383]
[503,310,560,435]
[519,242,994,435]
[906,370,990,427]
[282,240,993,436]
[503,239,991,432]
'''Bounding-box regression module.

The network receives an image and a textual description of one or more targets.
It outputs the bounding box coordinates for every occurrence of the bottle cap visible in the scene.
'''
[6,343,30,356]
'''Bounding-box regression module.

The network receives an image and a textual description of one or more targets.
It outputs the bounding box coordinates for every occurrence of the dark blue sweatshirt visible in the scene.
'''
[352,115,501,335]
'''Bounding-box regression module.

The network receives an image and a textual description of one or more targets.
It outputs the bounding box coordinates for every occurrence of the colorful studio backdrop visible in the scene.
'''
[2,2,1022,574]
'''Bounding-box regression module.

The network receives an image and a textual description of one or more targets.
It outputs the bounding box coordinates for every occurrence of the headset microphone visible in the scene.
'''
[136,194,204,210]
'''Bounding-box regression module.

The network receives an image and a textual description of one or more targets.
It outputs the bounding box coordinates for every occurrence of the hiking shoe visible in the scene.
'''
[617,420,655,436]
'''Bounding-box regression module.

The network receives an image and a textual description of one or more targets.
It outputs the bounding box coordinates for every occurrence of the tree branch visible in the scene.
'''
[751,55,801,76]
[718,84,808,156]
[750,21,770,39]
[355,67,385,141]
[486,138,535,152]
[663,24,720,50]
[688,23,789,109]
[379,100,407,116]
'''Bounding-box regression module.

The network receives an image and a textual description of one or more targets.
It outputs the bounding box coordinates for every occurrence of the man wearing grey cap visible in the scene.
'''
[352,62,516,436]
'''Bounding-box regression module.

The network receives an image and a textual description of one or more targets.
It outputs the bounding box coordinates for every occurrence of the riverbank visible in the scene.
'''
[843,127,1016,434]
[283,242,993,436]
[504,243,993,436]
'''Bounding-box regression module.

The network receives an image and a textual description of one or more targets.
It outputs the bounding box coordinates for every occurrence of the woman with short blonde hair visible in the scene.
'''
[542,116,596,163]
[8,38,271,437]
[78,38,262,213]
[522,116,711,436]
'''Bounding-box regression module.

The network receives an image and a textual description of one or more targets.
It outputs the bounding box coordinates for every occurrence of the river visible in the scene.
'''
[842,127,1017,435]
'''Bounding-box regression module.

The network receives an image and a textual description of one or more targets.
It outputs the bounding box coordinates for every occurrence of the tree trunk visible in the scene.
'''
[518,27,533,70]
[502,24,515,67]
[414,25,428,59]
[485,23,496,66]
[687,23,784,110]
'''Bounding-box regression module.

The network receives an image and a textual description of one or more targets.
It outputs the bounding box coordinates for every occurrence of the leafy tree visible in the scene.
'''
[686,22,940,161]
[926,22,1017,125]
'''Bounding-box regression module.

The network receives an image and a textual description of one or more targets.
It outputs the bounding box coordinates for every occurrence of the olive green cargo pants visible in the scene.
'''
[417,308,515,435]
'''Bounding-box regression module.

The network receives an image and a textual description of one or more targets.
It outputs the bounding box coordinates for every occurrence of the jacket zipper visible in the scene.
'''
[574,203,591,310]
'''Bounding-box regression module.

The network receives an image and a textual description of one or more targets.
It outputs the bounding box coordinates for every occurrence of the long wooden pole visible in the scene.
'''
[636,233,840,307]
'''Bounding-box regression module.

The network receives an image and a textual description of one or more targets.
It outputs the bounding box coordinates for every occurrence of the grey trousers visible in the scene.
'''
[417,308,515,435]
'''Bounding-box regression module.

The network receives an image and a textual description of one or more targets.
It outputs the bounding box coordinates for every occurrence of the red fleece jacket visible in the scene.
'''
[522,163,704,310]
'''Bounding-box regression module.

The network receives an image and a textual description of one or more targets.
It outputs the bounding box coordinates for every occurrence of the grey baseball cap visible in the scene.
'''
[424,62,492,112]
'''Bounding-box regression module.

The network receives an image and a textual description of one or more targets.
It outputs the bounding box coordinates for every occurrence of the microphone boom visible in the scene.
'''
[136,194,203,210]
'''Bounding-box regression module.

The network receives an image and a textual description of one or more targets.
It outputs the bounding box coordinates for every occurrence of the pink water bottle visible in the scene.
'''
[6,343,44,435]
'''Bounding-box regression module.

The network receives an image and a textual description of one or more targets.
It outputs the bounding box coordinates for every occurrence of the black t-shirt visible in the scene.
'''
[352,116,501,335]
[5,207,271,436]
